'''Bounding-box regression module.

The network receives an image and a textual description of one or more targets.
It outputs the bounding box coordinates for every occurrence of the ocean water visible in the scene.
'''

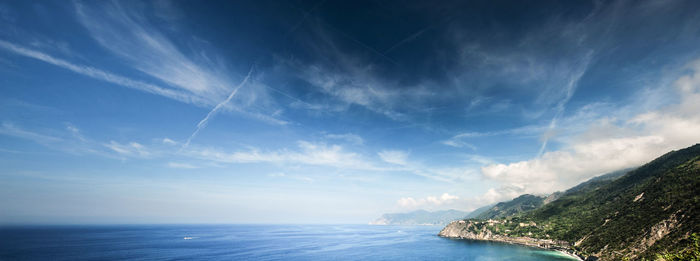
[0,225,577,260]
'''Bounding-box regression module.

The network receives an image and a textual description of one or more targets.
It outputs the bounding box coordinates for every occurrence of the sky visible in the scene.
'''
[1,0,700,224]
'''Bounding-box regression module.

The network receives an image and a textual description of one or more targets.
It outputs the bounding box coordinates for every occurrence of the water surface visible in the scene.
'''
[0,224,577,260]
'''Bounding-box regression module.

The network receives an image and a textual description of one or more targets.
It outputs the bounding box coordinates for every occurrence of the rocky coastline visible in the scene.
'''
[438,220,586,260]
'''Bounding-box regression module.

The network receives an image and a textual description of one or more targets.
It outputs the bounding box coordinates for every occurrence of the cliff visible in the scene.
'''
[439,220,579,258]
[440,144,700,261]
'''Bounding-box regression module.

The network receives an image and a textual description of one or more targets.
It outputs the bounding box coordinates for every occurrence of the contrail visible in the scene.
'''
[182,65,255,148]
[284,0,327,39]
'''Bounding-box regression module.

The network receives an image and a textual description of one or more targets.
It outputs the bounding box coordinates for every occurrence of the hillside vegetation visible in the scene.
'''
[475,194,546,220]
[441,144,700,260]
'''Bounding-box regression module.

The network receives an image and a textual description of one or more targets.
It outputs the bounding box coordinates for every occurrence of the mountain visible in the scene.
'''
[440,144,700,260]
[475,194,547,220]
[370,209,468,225]
[472,168,633,221]
[465,204,495,219]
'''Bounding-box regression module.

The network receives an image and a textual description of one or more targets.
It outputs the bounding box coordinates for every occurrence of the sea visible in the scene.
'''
[0,224,578,260]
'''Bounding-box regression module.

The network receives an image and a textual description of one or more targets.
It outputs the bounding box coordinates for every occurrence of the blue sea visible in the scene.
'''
[0,225,577,260]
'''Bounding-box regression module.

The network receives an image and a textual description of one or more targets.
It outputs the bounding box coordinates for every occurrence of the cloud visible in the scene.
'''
[186,140,379,170]
[479,58,700,199]
[537,51,594,156]
[296,62,412,121]
[377,150,480,182]
[72,1,287,128]
[441,125,546,148]
[441,139,477,150]
[65,124,86,142]
[378,150,409,166]
[1,1,285,132]
[0,40,205,105]
[0,122,63,144]
[74,1,231,103]
[324,133,364,145]
[282,21,438,122]
[104,141,152,158]
[397,193,460,210]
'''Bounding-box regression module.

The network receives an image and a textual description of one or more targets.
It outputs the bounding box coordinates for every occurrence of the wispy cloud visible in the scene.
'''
[186,140,378,170]
[0,122,63,144]
[104,141,152,158]
[480,58,700,198]
[74,1,231,103]
[283,20,439,122]
[397,193,460,210]
[537,51,594,156]
[441,125,546,148]
[1,1,287,133]
[376,149,479,182]
[324,133,364,145]
[0,40,206,105]
[72,1,287,128]
[0,122,117,158]
[378,150,409,166]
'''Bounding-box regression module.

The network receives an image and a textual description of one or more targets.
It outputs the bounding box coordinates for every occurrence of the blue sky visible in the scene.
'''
[1,0,700,224]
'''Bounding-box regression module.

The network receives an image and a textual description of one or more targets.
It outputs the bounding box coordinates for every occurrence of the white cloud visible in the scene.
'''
[325,133,364,145]
[378,150,409,166]
[162,138,177,145]
[74,1,231,102]
[104,141,152,158]
[441,139,477,150]
[479,58,700,199]
[187,140,378,170]
[397,193,461,210]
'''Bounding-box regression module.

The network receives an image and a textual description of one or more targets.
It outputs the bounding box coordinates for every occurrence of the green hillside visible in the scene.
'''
[465,204,495,219]
[476,194,546,220]
[471,169,631,221]
[455,144,700,260]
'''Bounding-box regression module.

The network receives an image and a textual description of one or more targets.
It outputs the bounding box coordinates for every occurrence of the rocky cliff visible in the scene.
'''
[438,220,579,258]
[438,144,700,261]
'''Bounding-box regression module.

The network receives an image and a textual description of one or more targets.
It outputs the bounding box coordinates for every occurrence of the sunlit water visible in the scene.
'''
[0,225,577,260]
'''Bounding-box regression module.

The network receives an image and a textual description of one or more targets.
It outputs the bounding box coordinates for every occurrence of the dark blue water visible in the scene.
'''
[0,225,577,260]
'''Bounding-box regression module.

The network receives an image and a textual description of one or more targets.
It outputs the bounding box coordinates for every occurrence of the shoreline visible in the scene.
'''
[437,220,586,260]
[437,234,584,261]
[439,235,584,261]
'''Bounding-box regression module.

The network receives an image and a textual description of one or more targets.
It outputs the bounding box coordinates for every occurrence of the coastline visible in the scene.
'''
[439,235,584,261]
[438,220,585,261]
